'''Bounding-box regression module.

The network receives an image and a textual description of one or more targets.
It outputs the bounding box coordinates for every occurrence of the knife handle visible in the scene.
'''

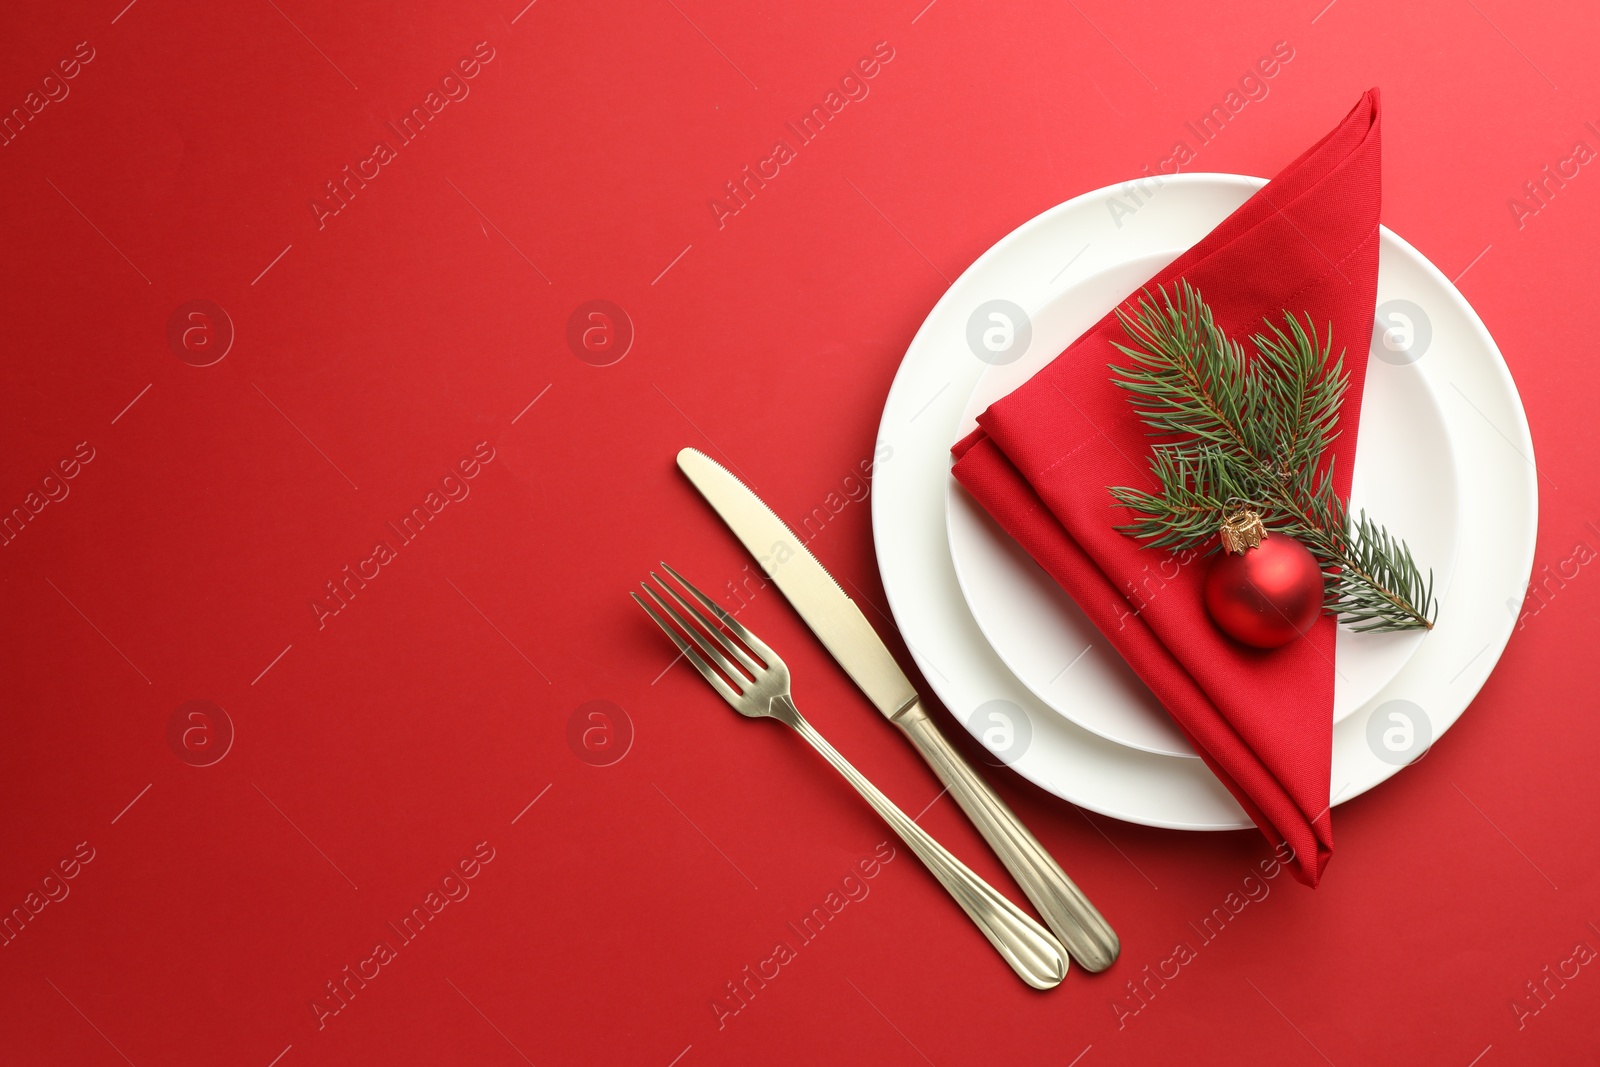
[776,700,1067,990]
[892,699,1120,972]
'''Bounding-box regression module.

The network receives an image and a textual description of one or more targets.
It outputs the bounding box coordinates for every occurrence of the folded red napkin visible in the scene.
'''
[952,90,1384,886]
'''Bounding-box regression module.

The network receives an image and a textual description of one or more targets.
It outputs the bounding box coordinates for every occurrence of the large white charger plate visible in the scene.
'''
[946,251,1462,758]
[871,173,1537,829]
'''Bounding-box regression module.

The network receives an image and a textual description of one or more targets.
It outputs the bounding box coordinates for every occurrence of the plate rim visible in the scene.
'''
[870,171,1538,830]
[942,248,1462,755]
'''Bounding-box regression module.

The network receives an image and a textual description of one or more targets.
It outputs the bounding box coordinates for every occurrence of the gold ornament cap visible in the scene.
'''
[1219,508,1266,555]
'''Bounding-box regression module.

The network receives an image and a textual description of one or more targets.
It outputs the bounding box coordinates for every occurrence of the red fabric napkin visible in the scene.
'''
[952,90,1384,886]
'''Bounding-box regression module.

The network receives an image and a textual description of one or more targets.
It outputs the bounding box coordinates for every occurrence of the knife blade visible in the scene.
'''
[676,446,1119,971]
[675,448,917,722]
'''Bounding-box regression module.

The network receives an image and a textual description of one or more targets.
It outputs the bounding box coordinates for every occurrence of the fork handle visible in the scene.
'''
[778,698,1067,989]
[894,699,1119,972]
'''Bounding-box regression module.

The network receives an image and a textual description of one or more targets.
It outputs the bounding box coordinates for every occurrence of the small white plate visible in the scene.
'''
[871,173,1537,829]
[945,251,1462,757]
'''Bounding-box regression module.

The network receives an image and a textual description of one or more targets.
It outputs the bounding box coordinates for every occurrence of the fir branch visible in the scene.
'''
[1107,281,1437,632]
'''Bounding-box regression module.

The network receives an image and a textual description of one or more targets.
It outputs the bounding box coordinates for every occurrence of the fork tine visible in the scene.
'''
[640,580,748,691]
[651,569,763,675]
[659,561,777,662]
[640,575,745,684]
[631,592,740,704]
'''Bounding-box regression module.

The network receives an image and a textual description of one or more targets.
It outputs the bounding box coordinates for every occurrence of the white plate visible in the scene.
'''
[946,251,1462,757]
[871,174,1537,829]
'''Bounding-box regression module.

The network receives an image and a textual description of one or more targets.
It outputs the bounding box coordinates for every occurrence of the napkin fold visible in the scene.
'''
[952,90,1384,886]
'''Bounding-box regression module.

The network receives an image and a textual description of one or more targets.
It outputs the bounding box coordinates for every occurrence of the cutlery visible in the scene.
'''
[634,563,1068,990]
[676,447,1119,972]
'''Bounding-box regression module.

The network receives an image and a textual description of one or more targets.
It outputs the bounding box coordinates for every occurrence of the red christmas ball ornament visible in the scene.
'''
[1203,511,1324,649]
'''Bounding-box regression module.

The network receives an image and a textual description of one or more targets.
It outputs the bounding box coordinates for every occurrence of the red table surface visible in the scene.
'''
[2,0,1597,1064]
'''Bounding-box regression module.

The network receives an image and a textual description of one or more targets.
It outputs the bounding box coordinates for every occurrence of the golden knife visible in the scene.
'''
[677,447,1119,971]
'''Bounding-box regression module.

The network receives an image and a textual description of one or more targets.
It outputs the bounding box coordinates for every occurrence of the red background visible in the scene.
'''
[2,0,1597,1064]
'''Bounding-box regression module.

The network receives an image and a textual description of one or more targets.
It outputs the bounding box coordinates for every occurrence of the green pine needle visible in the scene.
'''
[1107,281,1437,633]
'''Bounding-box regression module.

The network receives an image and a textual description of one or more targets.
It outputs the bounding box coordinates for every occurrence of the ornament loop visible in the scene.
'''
[1218,507,1266,555]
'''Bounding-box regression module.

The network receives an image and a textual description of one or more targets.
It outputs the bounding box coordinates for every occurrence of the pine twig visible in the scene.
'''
[1106,282,1436,633]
